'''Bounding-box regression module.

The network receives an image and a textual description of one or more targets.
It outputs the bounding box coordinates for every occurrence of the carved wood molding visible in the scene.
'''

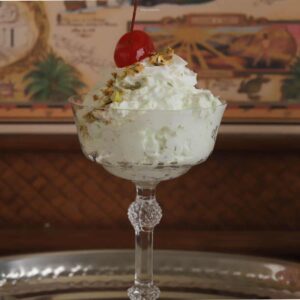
[0,229,299,259]
[1,129,300,151]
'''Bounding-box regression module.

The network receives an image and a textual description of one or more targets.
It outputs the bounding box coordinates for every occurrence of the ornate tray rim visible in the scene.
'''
[0,250,299,298]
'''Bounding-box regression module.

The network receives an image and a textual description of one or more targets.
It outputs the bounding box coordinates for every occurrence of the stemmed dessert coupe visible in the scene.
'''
[70,95,226,300]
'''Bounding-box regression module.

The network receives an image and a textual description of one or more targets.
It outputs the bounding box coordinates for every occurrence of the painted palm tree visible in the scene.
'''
[282,57,300,102]
[24,52,86,102]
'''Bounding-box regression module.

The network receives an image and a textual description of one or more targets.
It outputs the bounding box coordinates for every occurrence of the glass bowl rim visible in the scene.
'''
[69,94,227,112]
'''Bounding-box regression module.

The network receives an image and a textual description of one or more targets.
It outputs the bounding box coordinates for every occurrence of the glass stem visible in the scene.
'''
[128,183,162,300]
[135,186,155,286]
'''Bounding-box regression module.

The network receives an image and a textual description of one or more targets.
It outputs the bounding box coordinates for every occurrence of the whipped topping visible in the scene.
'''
[83,50,222,110]
[74,49,226,182]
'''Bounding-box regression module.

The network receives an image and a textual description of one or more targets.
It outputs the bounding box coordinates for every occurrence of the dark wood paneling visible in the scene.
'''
[0,132,299,257]
[0,151,299,230]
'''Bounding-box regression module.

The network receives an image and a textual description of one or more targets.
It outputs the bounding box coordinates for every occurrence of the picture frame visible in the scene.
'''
[0,0,300,124]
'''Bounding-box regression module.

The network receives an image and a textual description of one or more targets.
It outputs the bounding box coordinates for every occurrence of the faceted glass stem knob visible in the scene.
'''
[127,184,162,300]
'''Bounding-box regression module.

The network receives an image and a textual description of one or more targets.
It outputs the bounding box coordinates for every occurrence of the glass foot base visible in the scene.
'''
[128,284,160,300]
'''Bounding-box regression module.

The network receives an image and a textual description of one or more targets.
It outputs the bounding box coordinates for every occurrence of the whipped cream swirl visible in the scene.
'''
[83,52,222,110]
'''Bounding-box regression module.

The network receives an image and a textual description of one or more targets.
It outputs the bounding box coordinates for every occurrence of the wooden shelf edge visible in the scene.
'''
[0,133,300,151]
[0,229,299,259]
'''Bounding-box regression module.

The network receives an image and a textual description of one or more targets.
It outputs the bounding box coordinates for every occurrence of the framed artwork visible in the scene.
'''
[0,0,300,123]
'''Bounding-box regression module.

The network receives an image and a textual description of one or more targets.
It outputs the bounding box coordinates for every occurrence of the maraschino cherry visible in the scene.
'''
[114,0,155,68]
[114,31,155,68]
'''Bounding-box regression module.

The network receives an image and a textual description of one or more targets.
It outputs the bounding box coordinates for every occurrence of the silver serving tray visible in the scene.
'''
[0,250,299,299]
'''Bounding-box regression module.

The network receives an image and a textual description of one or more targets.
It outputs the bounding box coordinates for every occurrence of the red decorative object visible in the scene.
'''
[114,0,155,67]
[114,30,155,67]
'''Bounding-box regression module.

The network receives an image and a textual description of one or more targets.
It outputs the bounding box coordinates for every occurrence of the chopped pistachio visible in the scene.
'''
[122,81,142,90]
[164,47,174,60]
[104,97,113,105]
[83,111,97,123]
[126,68,136,76]
[120,70,129,78]
[120,63,145,79]
[150,54,166,66]
[149,47,174,66]
[133,63,144,73]
[112,90,123,102]
[107,79,114,87]
[79,125,89,138]
[103,86,113,96]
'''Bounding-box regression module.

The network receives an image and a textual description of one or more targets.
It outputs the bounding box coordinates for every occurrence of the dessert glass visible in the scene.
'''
[70,95,226,300]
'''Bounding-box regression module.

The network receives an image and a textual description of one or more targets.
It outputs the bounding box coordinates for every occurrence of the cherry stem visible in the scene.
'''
[130,0,139,32]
